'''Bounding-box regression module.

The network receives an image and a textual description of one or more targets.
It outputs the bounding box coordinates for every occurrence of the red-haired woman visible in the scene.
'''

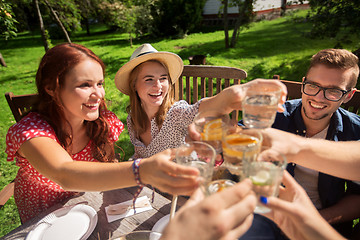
[6,43,199,223]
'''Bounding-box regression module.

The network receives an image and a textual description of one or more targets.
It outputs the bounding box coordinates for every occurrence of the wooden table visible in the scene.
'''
[1,187,186,240]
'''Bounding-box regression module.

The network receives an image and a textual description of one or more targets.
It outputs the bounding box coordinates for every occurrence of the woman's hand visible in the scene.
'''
[140,149,200,195]
[200,78,288,115]
[161,179,256,240]
[262,172,345,240]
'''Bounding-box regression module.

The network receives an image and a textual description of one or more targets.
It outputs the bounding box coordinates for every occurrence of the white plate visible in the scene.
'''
[26,204,97,240]
[151,214,170,233]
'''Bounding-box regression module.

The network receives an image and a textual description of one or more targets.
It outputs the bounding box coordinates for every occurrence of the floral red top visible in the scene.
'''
[5,111,124,222]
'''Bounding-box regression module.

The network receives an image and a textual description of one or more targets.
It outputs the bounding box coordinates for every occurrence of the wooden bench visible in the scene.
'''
[175,65,247,121]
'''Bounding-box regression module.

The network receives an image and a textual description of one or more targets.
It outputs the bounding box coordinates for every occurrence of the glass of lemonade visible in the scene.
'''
[205,127,262,195]
[193,111,230,165]
[221,127,262,178]
[242,82,282,129]
[176,141,216,189]
[245,146,287,214]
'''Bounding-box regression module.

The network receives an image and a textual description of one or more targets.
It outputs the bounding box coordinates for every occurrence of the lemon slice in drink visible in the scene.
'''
[223,134,259,157]
[201,118,222,141]
[250,170,270,186]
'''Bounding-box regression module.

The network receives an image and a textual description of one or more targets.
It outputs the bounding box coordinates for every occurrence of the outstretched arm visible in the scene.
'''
[198,79,287,115]
[20,137,199,195]
[261,128,360,181]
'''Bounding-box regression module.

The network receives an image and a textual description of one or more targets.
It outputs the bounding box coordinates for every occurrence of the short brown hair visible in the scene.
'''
[307,49,359,89]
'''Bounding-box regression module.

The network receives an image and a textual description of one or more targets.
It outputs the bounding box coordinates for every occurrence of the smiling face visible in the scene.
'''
[301,64,354,124]
[135,61,170,116]
[59,59,105,124]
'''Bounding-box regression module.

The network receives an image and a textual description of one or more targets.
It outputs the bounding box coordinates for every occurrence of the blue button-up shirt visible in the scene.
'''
[272,99,360,209]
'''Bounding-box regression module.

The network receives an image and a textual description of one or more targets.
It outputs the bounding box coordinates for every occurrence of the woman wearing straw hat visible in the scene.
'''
[115,44,287,159]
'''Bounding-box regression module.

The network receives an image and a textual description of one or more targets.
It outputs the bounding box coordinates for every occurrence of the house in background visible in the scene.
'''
[202,0,309,25]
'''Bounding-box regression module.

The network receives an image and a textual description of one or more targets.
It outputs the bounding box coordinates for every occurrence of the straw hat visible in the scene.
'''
[114,43,184,95]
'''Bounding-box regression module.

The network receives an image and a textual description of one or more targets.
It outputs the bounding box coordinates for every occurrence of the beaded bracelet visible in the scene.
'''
[131,159,154,213]
[132,159,143,186]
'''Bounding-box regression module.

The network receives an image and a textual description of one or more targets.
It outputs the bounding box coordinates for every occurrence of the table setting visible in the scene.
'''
[2,83,287,240]
[1,187,178,240]
[25,203,97,240]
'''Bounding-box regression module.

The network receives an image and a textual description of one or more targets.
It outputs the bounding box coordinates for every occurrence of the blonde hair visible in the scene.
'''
[308,49,359,89]
[127,60,174,138]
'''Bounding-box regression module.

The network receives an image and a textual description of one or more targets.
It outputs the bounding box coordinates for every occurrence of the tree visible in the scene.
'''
[223,0,229,48]
[75,0,97,35]
[151,0,206,38]
[43,0,71,43]
[33,0,50,51]
[307,0,360,46]
[97,1,136,46]
[44,0,81,40]
[222,0,255,48]
[33,0,82,51]
[281,0,287,16]
[132,0,157,38]
[0,0,18,40]
[307,0,360,69]
[0,0,19,66]
[96,0,157,46]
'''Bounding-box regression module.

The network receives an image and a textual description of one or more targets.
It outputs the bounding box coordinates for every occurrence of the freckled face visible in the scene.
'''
[135,61,170,112]
[301,65,353,121]
[60,59,105,123]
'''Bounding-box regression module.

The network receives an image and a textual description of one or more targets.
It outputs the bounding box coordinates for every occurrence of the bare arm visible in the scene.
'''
[198,79,287,115]
[261,128,360,181]
[20,137,199,195]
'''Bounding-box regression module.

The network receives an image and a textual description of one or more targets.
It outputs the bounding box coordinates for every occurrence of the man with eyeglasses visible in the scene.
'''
[271,48,360,238]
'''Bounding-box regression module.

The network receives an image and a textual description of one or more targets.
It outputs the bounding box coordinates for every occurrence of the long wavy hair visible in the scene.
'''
[34,43,115,162]
[127,60,174,138]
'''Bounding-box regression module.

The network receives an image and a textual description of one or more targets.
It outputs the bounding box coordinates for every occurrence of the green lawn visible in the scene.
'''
[1,9,359,237]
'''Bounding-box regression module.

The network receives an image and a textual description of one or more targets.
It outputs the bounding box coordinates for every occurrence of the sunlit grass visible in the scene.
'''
[1,9,359,236]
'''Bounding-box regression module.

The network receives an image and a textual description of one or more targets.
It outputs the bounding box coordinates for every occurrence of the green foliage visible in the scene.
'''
[1,10,360,237]
[9,0,81,40]
[229,0,255,26]
[6,0,33,32]
[151,0,206,37]
[307,0,360,40]
[0,0,18,40]
[44,29,53,48]
[95,0,155,41]
[228,0,256,47]
[97,1,129,30]
[45,0,82,39]
[75,0,96,21]
[132,1,156,37]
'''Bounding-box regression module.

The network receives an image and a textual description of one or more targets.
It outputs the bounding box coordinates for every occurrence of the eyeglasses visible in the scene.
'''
[302,78,351,102]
